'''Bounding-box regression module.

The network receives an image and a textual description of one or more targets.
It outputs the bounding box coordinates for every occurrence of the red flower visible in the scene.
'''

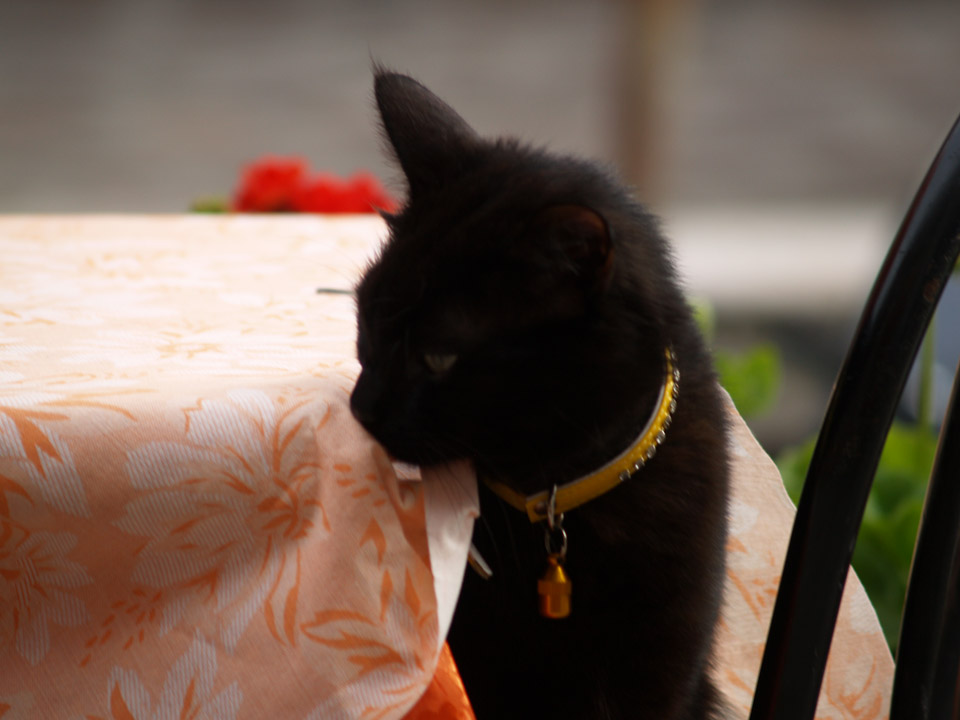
[232,157,307,212]
[231,157,397,215]
[294,172,397,214]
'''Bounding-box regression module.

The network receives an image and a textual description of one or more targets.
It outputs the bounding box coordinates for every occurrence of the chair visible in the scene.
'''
[750,114,960,719]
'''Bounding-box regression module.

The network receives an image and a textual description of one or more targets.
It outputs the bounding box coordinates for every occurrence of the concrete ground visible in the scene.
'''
[2,0,959,451]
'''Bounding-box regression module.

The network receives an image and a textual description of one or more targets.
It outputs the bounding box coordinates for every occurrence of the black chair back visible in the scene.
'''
[749,115,960,720]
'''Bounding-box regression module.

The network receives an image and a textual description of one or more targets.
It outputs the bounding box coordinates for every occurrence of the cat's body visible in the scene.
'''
[351,70,729,719]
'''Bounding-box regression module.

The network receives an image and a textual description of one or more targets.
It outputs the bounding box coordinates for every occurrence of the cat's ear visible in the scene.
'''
[374,69,481,197]
[534,205,614,292]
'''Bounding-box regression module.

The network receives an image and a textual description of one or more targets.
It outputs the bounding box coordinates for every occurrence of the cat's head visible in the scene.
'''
[350,70,687,491]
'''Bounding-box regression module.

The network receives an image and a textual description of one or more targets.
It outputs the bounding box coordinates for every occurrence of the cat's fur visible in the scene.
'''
[351,69,730,720]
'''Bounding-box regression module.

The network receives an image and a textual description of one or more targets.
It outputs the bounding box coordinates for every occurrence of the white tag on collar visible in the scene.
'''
[467,543,493,580]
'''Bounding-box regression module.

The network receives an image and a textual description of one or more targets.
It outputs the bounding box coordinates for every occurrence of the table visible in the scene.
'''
[1,215,894,719]
[0,216,477,719]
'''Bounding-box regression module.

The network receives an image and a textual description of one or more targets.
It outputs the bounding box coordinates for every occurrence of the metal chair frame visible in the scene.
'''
[749,115,960,719]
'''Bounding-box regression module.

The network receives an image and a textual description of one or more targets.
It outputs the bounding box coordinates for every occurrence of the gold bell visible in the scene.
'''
[538,554,572,619]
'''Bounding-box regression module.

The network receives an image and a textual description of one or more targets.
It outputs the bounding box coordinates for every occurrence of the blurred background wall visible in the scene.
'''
[2,0,959,451]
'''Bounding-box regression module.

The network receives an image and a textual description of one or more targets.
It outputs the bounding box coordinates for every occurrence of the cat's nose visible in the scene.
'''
[350,372,380,431]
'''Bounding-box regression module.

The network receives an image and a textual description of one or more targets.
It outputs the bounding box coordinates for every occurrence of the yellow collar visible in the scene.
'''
[483,347,679,523]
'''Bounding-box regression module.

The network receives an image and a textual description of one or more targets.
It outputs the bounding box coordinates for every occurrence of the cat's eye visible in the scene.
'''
[423,353,458,374]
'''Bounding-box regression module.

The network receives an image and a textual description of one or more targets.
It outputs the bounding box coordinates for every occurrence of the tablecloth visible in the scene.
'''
[0,216,478,719]
[1,215,893,719]
[717,397,894,718]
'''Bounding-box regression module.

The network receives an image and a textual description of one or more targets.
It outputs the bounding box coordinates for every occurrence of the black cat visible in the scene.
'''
[350,69,730,720]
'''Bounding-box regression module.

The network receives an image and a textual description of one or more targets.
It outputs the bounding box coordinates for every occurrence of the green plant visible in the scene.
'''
[714,345,781,419]
[693,298,780,419]
[782,264,960,651]
[776,318,948,652]
[777,421,937,651]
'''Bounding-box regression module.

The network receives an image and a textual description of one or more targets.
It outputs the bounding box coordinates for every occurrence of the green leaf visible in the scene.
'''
[715,344,781,419]
[690,297,716,344]
[190,196,230,213]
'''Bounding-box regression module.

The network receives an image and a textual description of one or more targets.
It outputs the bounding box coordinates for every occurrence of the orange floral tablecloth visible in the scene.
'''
[0,216,477,719]
[716,396,894,719]
[0,216,893,719]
